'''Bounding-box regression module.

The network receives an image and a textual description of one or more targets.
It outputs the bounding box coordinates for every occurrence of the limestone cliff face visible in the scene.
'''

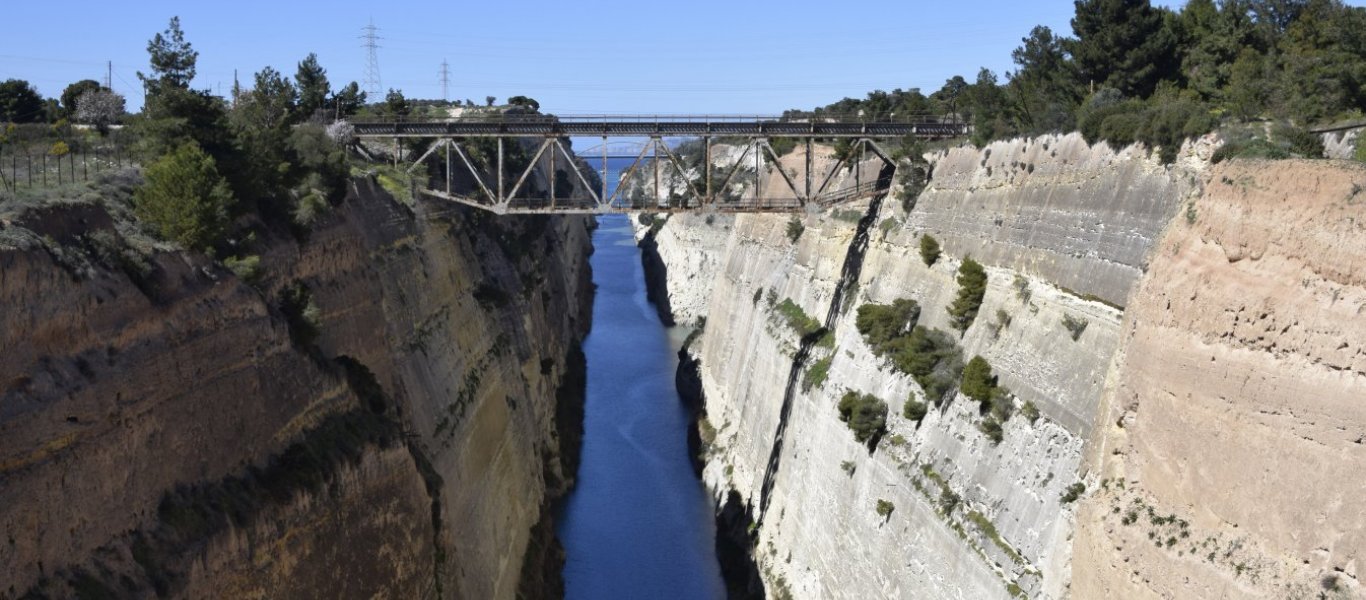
[1072,160,1366,599]
[0,175,593,599]
[636,135,1235,598]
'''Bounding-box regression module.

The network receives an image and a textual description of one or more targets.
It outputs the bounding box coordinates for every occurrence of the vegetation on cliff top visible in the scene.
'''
[784,0,1366,160]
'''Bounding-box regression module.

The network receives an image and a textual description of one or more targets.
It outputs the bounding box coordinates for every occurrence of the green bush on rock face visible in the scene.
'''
[856,299,921,351]
[961,355,997,404]
[919,234,941,266]
[903,396,928,422]
[948,257,987,332]
[855,299,964,406]
[838,391,888,444]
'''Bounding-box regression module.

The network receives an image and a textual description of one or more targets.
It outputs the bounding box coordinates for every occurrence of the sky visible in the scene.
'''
[1,1,1360,116]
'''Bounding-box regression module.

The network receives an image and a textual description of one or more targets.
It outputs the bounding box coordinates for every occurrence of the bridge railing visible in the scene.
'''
[349,112,960,127]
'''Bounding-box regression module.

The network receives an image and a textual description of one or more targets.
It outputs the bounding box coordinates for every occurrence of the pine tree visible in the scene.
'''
[1069,0,1180,98]
[295,53,331,120]
[947,257,988,332]
[134,142,235,251]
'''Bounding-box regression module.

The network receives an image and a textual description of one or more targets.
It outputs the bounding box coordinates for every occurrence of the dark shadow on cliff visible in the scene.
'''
[757,164,893,525]
[637,216,677,326]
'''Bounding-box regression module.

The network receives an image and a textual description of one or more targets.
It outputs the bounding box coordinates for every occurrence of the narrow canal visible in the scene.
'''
[555,157,725,599]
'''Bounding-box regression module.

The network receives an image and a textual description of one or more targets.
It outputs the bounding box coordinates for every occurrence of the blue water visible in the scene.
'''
[556,156,725,599]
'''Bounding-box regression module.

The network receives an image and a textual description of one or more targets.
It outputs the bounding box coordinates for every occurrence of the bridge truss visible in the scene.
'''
[351,115,967,214]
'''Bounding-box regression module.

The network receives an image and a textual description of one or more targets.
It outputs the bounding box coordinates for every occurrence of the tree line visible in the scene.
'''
[785,0,1366,160]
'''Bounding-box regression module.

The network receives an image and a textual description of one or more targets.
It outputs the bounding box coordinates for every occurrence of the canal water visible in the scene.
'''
[556,157,725,599]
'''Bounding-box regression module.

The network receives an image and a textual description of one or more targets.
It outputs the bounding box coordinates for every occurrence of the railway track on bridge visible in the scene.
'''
[352,115,964,214]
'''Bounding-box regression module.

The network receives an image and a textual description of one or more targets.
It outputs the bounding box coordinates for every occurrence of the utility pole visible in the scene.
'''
[440,59,450,103]
[361,18,383,98]
[105,61,112,89]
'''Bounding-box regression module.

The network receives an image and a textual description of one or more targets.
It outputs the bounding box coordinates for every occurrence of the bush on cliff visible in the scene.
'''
[775,298,823,338]
[856,300,964,406]
[786,216,805,243]
[838,391,888,444]
[134,141,235,251]
[919,234,941,266]
[961,355,997,404]
[947,257,988,332]
[856,299,921,351]
[903,395,928,423]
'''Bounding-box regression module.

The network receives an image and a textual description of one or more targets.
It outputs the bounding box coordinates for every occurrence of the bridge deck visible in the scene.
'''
[353,116,966,138]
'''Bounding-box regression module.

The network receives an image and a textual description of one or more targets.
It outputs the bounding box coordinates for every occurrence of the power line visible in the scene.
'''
[360,18,383,98]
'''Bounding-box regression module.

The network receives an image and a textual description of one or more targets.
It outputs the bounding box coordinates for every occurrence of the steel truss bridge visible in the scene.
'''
[351,115,968,214]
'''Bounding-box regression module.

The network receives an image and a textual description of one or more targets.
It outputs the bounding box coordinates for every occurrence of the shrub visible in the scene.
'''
[876,499,895,519]
[786,216,805,243]
[775,298,823,337]
[903,396,928,422]
[1273,123,1323,159]
[134,142,236,251]
[947,257,987,332]
[224,254,262,285]
[979,417,1004,444]
[961,355,997,404]
[837,391,888,444]
[1061,482,1086,503]
[939,488,961,514]
[279,281,322,347]
[855,299,920,351]
[1020,401,1040,424]
[1356,137,1366,163]
[854,299,964,406]
[752,287,763,305]
[802,356,832,391]
[1061,314,1089,341]
[840,460,856,476]
[919,234,941,266]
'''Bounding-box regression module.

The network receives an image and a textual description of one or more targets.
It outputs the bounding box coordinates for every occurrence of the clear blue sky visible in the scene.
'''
[2,0,1356,115]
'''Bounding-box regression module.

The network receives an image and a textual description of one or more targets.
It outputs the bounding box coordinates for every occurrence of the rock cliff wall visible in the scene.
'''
[0,173,593,598]
[1072,159,1366,599]
[636,134,1301,599]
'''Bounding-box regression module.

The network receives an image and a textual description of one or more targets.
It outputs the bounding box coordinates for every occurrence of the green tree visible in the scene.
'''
[960,355,997,404]
[332,82,366,118]
[507,95,540,112]
[295,53,331,120]
[1177,0,1260,102]
[134,142,236,250]
[229,66,298,201]
[903,396,928,422]
[856,299,921,352]
[938,76,970,123]
[1009,25,1082,133]
[838,391,888,444]
[134,15,240,182]
[947,257,988,332]
[1069,0,1180,97]
[138,16,199,95]
[385,89,410,117]
[0,79,45,123]
[967,69,1015,146]
[60,79,102,118]
[919,234,941,266]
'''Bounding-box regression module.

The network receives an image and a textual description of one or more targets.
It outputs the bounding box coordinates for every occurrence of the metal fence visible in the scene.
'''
[0,145,134,194]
